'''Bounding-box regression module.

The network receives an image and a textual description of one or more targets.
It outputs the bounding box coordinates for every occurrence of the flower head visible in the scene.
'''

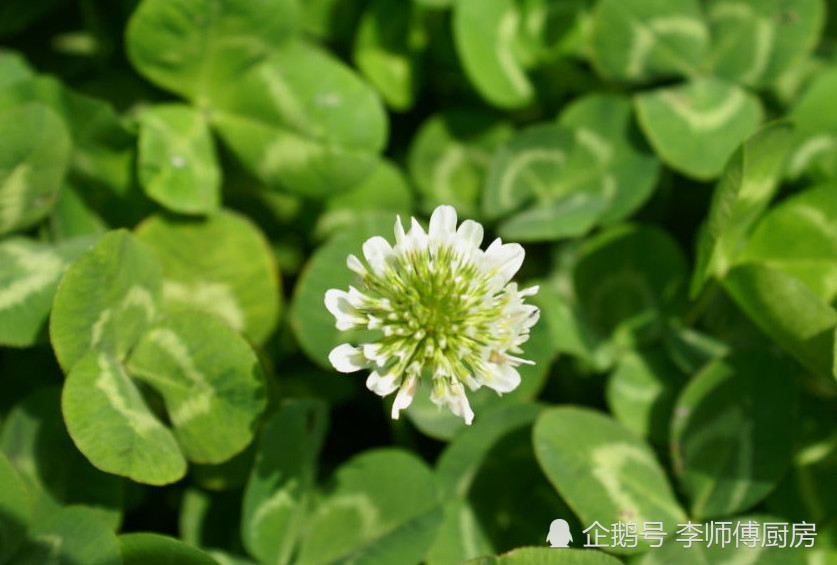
[324,205,539,425]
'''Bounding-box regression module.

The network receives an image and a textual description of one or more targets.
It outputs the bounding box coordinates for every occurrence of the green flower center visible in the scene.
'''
[358,244,511,381]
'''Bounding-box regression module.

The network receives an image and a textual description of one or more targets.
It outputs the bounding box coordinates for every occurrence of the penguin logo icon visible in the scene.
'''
[546,519,573,548]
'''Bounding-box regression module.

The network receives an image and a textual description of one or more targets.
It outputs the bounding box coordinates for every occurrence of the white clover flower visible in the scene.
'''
[324,205,539,425]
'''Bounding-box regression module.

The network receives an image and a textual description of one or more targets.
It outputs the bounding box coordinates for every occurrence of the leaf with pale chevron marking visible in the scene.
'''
[62,351,186,485]
[126,311,267,464]
[483,124,575,220]
[209,39,387,197]
[126,0,299,102]
[138,103,220,215]
[533,407,687,556]
[591,0,709,84]
[635,77,763,179]
[408,110,512,220]
[706,0,825,87]
[497,192,610,242]
[242,400,328,565]
[135,210,280,345]
[50,230,162,372]
[0,76,139,228]
[606,347,686,445]
[127,0,385,197]
[484,95,659,242]
[453,0,533,109]
[0,103,70,236]
[557,94,660,225]
[0,236,90,347]
[691,122,793,296]
[786,64,837,180]
[671,350,794,519]
[295,449,443,565]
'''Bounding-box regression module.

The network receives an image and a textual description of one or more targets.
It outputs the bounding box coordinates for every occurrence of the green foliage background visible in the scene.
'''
[1,0,837,563]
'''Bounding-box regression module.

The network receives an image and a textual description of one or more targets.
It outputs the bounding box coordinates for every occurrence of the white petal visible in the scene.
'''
[485,237,503,254]
[456,219,484,248]
[429,205,457,239]
[324,288,345,317]
[451,381,475,425]
[328,344,368,373]
[519,284,539,297]
[324,289,364,330]
[485,239,524,287]
[363,343,388,366]
[391,374,419,419]
[362,236,393,275]
[346,254,367,277]
[431,379,475,425]
[522,305,540,327]
[483,362,521,394]
[394,216,407,246]
[505,353,535,366]
[346,286,368,307]
[407,217,427,248]
[460,371,481,391]
[366,370,400,396]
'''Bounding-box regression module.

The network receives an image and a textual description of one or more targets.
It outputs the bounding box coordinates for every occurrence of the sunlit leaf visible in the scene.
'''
[50,230,162,372]
[533,407,687,556]
[137,103,220,215]
[135,210,281,345]
[62,350,186,485]
[126,311,267,464]
[296,449,443,565]
[0,237,91,347]
[691,122,794,295]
